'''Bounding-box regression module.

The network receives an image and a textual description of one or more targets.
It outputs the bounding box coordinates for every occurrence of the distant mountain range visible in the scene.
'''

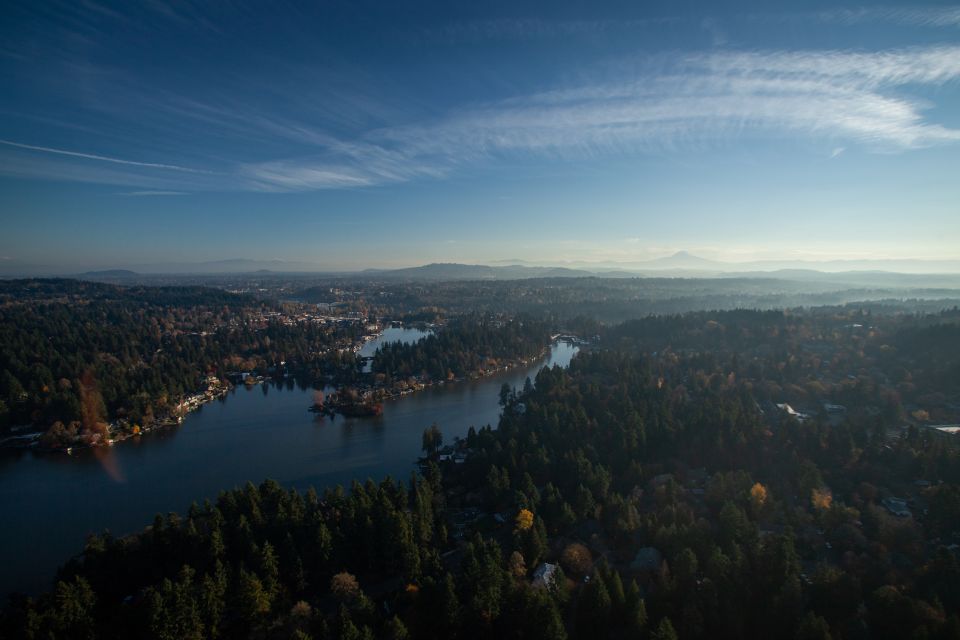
[367,262,589,280]
[540,251,960,275]
[131,258,327,274]
[643,250,724,270]
[79,269,141,278]
[355,262,960,288]
[2,252,960,283]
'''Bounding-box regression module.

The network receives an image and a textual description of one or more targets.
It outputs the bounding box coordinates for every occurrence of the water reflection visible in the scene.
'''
[358,326,432,372]
[358,326,432,358]
[0,341,576,596]
[92,446,126,484]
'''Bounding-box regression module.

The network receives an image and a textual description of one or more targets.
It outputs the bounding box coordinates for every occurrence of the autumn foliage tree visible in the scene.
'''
[515,508,534,532]
[560,543,592,577]
[750,482,769,518]
[330,572,361,603]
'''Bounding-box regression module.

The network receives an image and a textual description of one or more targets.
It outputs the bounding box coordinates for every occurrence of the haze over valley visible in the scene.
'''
[2,1,960,639]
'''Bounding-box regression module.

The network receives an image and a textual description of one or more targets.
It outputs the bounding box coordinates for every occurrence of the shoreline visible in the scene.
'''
[0,337,579,598]
[5,333,577,454]
[315,343,555,418]
[3,382,235,455]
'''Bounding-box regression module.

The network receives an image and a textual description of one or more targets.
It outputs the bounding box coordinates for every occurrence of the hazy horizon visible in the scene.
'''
[6,250,960,277]
[6,3,960,632]
[3,1,960,271]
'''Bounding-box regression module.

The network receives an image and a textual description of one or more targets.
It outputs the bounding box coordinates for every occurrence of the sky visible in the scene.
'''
[1,0,959,273]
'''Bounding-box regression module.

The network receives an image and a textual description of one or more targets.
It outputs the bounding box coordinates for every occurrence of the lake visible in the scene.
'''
[0,341,577,597]
[358,326,433,372]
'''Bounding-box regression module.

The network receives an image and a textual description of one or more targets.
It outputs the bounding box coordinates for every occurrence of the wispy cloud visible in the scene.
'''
[238,142,447,191]
[116,190,188,196]
[429,18,676,43]
[817,7,960,29]
[695,46,960,86]
[141,0,223,34]
[0,139,211,174]
[700,17,729,47]
[3,45,959,192]
[244,44,959,190]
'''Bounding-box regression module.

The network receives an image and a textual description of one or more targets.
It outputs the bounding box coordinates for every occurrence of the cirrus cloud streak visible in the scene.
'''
[4,45,960,191]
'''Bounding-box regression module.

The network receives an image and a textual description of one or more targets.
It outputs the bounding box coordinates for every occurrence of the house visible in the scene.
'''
[531,562,559,589]
[882,497,911,518]
[777,403,812,422]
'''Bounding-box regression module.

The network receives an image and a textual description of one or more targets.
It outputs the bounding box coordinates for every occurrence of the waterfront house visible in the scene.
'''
[531,562,559,589]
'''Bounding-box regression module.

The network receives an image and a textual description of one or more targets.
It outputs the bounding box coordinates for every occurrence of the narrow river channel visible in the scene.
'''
[0,341,578,596]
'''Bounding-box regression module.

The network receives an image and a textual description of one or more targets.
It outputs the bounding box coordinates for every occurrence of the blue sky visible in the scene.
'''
[1,0,959,272]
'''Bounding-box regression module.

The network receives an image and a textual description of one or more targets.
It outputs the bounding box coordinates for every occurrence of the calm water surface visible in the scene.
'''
[358,326,432,358]
[358,326,432,372]
[0,342,577,596]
